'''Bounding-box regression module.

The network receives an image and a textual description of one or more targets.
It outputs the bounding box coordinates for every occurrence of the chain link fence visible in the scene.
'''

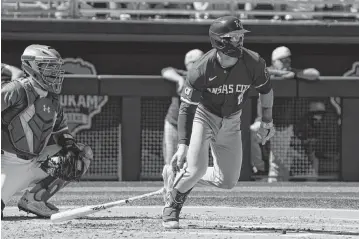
[71,96,340,181]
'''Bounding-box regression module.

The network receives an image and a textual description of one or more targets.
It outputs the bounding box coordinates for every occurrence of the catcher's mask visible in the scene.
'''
[209,16,249,58]
[21,44,65,94]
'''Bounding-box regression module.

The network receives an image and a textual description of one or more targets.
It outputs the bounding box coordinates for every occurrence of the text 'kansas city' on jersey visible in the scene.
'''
[181,48,272,117]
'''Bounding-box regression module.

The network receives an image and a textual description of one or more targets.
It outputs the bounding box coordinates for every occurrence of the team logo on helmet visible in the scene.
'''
[234,19,242,28]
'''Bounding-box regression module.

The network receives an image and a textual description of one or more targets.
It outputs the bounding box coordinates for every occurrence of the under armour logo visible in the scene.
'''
[43,105,50,113]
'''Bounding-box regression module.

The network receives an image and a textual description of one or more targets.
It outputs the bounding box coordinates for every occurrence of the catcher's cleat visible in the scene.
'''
[162,164,175,203]
[162,188,192,229]
[17,190,59,218]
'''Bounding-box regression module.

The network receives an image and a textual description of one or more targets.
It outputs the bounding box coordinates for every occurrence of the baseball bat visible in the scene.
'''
[50,188,164,223]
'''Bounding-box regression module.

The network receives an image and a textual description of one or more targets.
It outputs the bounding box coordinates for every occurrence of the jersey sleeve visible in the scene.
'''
[52,106,69,134]
[161,67,187,77]
[180,68,204,105]
[253,58,272,94]
[1,81,27,112]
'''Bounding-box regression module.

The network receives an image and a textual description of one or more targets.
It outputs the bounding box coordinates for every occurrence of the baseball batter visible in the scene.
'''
[162,16,276,229]
[1,45,92,219]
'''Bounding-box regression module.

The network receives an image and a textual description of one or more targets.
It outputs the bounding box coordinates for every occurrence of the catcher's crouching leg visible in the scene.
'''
[18,177,69,218]
[18,143,92,218]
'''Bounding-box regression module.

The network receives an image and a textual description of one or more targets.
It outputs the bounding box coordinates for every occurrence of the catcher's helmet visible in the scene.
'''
[209,16,249,58]
[21,45,65,94]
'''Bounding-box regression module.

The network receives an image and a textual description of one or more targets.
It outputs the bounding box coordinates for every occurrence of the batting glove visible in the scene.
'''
[256,121,276,145]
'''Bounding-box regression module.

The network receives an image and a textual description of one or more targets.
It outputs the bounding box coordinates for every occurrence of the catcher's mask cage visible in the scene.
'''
[21,45,65,94]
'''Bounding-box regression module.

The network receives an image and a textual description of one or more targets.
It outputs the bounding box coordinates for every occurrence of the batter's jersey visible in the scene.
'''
[1,78,68,158]
[181,48,271,117]
[164,67,187,127]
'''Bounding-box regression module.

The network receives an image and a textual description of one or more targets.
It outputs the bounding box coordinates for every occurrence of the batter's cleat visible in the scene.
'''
[162,164,175,203]
[17,190,59,218]
[162,188,192,229]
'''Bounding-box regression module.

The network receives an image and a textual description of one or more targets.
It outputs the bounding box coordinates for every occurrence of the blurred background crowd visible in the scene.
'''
[2,0,359,21]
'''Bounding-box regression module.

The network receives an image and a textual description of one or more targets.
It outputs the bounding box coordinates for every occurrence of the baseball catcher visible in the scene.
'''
[1,45,92,219]
[162,16,275,229]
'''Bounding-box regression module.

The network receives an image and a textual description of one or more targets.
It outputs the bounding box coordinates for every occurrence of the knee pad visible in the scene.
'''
[29,176,70,202]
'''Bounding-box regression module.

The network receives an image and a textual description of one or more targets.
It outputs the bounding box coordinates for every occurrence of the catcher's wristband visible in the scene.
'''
[260,121,273,129]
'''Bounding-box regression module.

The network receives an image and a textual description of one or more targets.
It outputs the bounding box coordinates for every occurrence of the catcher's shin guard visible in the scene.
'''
[18,176,69,218]
[162,188,192,229]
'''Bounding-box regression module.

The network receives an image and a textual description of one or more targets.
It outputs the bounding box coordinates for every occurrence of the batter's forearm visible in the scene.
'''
[178,102,197,146]
[259,89,273,123]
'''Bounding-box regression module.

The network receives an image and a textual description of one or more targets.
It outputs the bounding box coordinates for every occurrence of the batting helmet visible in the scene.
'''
[209,16,250,58]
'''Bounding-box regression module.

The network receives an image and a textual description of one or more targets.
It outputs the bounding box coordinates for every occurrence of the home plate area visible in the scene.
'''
[3,206,359,238]
[2,182,359,239]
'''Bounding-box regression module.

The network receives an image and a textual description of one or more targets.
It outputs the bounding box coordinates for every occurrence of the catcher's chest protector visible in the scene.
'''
[4,78,61,156]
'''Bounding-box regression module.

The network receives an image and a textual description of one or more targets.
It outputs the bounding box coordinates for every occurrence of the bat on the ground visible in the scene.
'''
[50,188,164,223]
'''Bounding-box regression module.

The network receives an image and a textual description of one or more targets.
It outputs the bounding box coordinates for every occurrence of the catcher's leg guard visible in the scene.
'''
[18,176,69,218]
[162,188,192,229]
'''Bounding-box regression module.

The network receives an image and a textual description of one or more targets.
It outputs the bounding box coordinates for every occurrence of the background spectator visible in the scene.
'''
[251,46,322,182]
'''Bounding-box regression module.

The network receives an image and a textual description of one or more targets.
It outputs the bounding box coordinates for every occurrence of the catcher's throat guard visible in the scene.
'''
[40,143,92,182]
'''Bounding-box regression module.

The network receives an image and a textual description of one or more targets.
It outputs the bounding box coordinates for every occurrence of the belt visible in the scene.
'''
[1,150,31,160]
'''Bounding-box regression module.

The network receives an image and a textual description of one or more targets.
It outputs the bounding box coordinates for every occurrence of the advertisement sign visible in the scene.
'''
[61,58,108,135]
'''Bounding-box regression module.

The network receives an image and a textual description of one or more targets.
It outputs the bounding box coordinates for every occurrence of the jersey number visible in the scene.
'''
[237,93,244,105]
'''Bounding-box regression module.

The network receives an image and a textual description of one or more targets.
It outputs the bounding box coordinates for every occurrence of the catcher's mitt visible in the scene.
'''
[41,143,92,182]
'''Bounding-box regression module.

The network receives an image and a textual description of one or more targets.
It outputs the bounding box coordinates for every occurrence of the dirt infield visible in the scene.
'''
[2,182,359,239]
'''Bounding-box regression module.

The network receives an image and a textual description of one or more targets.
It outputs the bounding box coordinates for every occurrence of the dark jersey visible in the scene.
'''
[164,67,187,127]
[181,48,271,117]
[1,78,68,157]
[178,48,272,145]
